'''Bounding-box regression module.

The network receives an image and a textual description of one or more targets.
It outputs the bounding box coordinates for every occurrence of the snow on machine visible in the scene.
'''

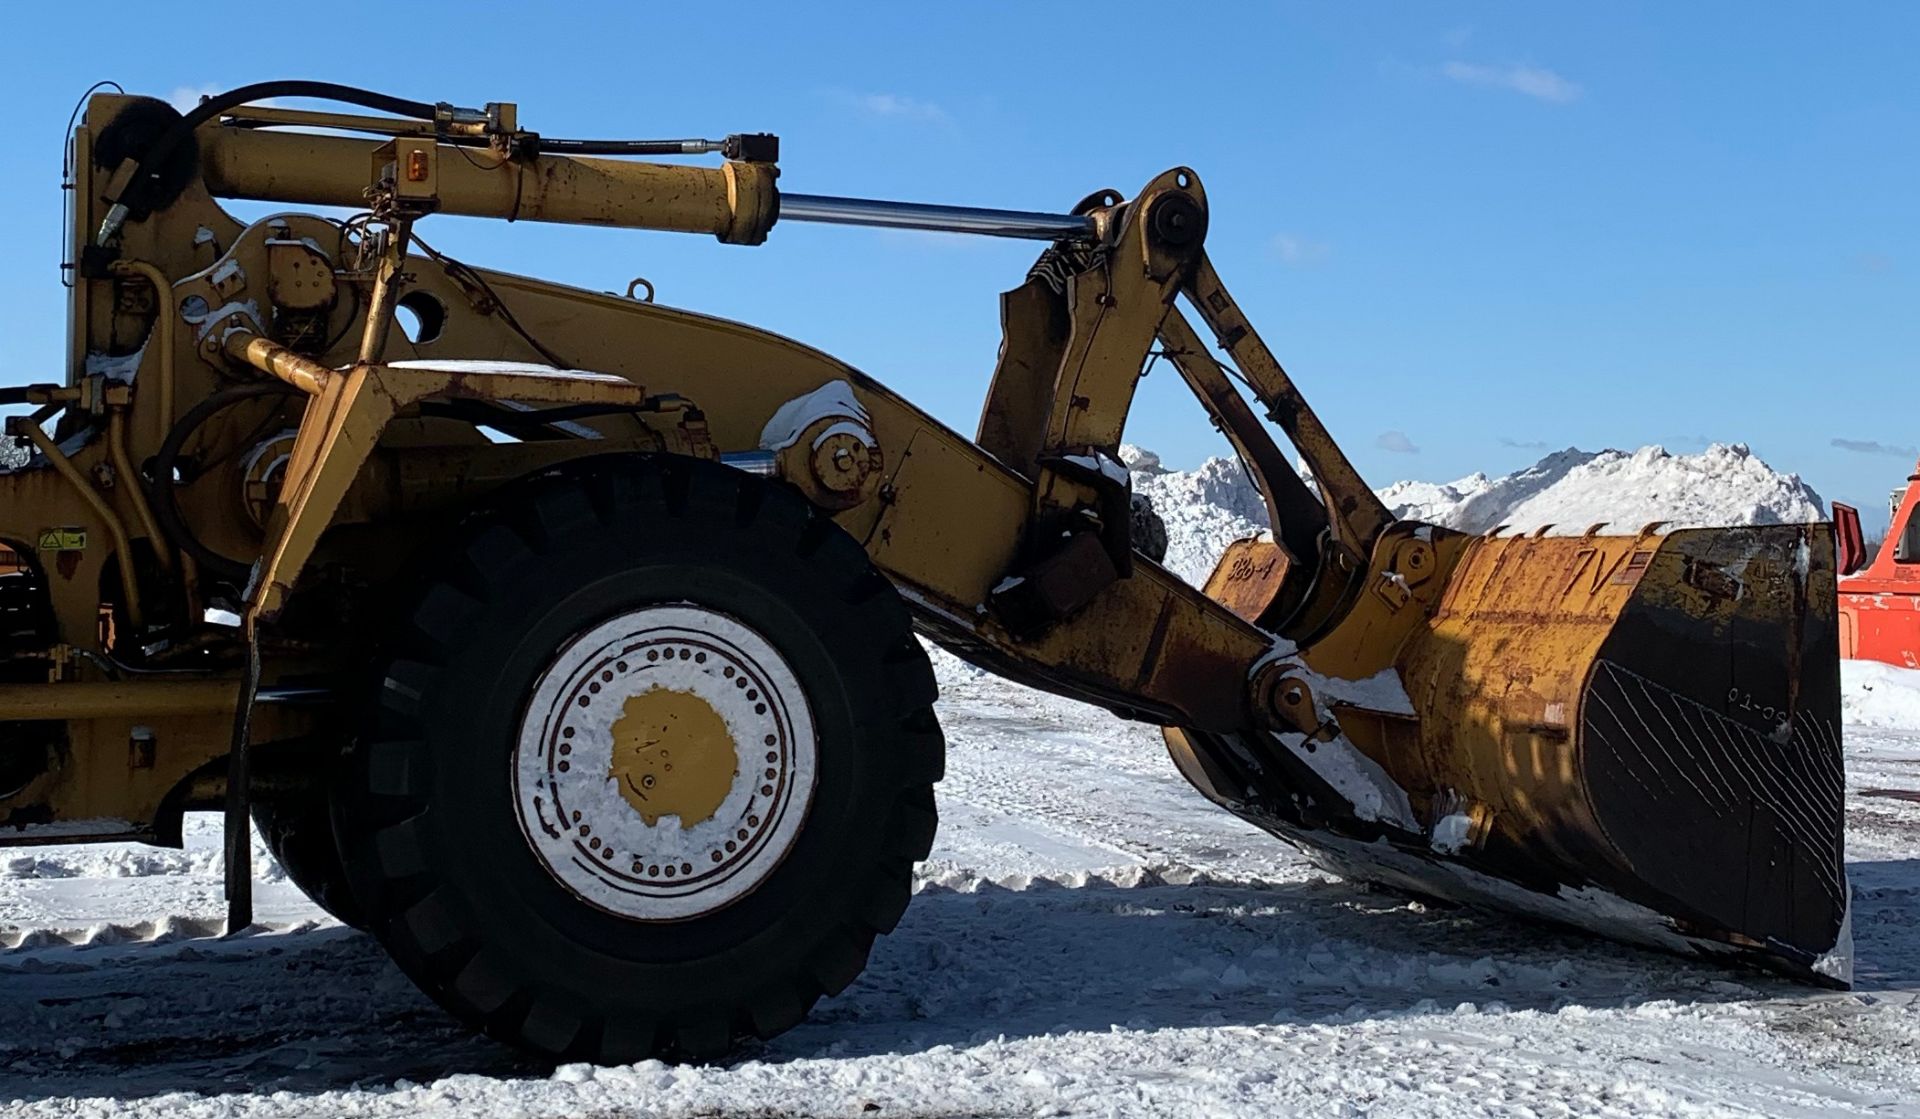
[0,84,1850,1061]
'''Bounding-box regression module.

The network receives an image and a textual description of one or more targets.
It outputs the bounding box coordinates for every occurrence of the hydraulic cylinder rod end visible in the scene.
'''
[721,161,780,246]
[222,331,333,394]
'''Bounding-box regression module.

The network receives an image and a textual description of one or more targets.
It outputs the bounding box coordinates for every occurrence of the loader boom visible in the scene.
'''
[81,92,1378,728]
[0,84,1850,1060]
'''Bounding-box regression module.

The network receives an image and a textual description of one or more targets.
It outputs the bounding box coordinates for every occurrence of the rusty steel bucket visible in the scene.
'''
[1168,521,1850,984]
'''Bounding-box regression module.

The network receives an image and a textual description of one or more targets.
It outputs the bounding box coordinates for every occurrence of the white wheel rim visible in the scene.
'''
[512,604,818,921]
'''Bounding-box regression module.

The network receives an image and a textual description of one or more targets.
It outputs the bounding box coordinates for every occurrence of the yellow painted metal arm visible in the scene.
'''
[1182,253,1394,564]
[11,413,145,630]
[198,128,778,245]
[226,338,651,620]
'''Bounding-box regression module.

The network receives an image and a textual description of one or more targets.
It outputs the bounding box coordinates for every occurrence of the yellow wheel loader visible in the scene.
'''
[0,84,1848,1061]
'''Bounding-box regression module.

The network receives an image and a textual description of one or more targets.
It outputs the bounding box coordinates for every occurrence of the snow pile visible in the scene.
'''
[1131,441,1825,587]
[1376,447,1594,529]
[1385,443,1826,536]
[0,435,26,470]
[1,814,282,883]
[1841,660,1920,728]
[1125,446,1269,586]
[3,845,221,881]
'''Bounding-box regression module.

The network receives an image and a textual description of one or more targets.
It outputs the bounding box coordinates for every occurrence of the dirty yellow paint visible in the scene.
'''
[607,689,738,828]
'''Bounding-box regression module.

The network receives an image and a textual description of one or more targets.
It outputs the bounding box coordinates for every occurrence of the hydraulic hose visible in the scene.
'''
[150,382,297,584]
[109,259,178,445]
[168,81,437,135]
[109,406,172,573]
[16,413,144,630]
[99,81,443,242]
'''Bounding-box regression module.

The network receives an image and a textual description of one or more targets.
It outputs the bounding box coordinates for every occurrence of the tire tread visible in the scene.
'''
[333,454,945,1064]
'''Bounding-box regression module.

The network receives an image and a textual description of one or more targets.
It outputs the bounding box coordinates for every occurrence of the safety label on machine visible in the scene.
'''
[36,527,87,551]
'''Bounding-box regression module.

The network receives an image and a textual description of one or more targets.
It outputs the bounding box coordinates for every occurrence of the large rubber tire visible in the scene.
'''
[253,791,363,928]
[331,455,943,1063]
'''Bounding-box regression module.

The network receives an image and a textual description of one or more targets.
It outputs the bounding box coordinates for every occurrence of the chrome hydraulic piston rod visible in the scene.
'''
[778,193,1096,241]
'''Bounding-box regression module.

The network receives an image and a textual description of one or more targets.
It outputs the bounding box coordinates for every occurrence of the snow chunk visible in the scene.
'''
[85,346,145,384]
[1272,730,1419,829]
[759,380,868,452]
[810,418,875,451]
[1312,666,1417,717]
[1842,660,1920,728]
[1430,812,1473,855]
[1062,450,1130,487]
[190,298,263,343]
[1813,890,1855,984]
[385,359,631,385]
[1118,443,1165,474]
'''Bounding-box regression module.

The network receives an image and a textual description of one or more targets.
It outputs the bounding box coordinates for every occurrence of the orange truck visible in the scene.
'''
[1836,461,1920,668]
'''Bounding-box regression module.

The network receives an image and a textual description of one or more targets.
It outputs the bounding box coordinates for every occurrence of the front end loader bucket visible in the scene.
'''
[1169,521,1850,984]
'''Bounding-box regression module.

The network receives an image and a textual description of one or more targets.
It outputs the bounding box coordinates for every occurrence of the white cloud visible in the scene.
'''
[168,85,221,113]
[848,92,948,123]
[1376,430,1420,455]
[1441,61,1582,104]
[1833,437,1919,458]
[1271,234,1330,267]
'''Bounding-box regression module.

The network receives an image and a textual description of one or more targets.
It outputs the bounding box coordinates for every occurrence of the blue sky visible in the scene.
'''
[2,2,1913,529]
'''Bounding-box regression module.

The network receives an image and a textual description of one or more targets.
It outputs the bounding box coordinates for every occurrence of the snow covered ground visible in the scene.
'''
[3,653,1915,1118]
[3,444,1915,1117]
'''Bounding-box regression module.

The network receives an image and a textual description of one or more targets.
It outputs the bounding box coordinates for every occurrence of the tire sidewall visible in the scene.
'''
[353,463,917,1025]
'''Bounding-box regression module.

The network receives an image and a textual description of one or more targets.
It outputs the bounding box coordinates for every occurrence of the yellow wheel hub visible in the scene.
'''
[513,604,819,921]
[608,688,738,828]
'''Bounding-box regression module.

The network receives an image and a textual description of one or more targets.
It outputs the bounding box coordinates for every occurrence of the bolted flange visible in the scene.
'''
[775,414,883,511]
[1250,659,1332,740]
